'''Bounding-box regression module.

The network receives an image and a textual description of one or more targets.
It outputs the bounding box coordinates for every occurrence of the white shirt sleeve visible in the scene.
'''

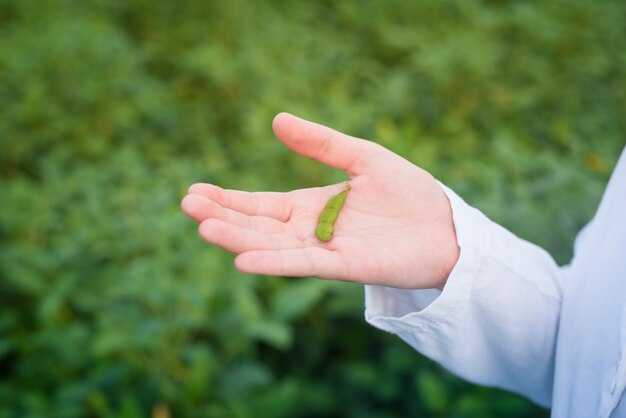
[364,183,563,408]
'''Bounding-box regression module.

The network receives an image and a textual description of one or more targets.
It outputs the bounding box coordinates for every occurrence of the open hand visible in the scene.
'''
[181,113,459,289]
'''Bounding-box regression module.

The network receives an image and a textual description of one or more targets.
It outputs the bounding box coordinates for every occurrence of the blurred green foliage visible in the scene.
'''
[1,0,624,417]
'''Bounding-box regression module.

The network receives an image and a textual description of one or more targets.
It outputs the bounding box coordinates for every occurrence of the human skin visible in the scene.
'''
[180,113,460,290]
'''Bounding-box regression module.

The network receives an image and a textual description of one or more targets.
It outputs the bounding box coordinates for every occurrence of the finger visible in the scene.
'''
[235,247,347,279]
[272,112,383,176]
[188,183,292,221]
[198,219,303,254]
[181,194,286,234]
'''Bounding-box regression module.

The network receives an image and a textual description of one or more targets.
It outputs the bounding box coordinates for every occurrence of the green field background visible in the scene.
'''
[1,1,625,417]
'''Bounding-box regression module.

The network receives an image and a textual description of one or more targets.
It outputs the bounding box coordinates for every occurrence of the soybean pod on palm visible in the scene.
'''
[315,183,350,242]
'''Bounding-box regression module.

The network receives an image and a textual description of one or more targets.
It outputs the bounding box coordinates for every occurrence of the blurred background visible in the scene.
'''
[1,0,625,417]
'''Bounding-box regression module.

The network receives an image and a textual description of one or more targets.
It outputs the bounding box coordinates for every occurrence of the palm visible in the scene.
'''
[182,114,458,289]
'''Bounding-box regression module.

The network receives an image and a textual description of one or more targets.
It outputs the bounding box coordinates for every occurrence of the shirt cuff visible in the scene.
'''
[364,182,483,337]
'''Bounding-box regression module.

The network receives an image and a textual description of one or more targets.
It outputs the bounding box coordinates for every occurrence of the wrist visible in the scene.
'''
[434,185,460,290]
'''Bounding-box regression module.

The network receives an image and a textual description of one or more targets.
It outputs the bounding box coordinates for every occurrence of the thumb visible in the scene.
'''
[272,113,382,176]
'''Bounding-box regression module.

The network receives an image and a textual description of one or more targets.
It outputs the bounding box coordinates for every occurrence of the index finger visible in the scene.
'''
[187,183,293,222]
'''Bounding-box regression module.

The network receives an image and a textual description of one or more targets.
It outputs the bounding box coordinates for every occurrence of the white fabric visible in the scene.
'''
[365,147,626,418]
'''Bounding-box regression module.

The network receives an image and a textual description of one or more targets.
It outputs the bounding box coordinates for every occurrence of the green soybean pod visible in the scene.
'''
[315,183,350,242]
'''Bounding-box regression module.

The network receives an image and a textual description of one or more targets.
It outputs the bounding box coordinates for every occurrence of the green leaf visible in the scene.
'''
[271,280,331,321]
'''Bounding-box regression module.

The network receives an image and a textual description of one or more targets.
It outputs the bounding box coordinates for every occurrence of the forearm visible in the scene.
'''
[365,183,563,407]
